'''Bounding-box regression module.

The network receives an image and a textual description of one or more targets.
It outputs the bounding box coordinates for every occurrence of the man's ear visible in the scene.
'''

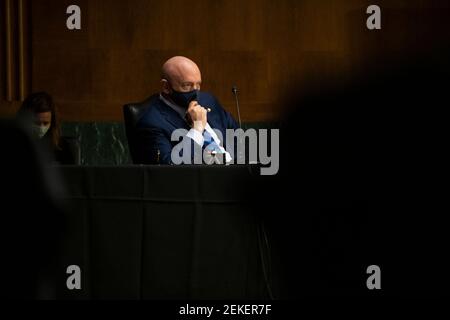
[161,79,171,94]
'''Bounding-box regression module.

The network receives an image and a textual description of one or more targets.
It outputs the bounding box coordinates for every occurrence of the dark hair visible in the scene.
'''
[18,92,61,149]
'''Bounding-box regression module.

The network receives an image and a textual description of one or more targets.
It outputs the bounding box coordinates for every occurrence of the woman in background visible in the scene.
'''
[17,92,78,165]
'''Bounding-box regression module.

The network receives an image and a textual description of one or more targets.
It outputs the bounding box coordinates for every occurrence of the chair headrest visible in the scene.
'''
[123,95,157,128]
[123,94,159,164]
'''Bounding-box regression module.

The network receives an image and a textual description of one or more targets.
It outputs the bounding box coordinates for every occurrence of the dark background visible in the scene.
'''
[1,0,449,122]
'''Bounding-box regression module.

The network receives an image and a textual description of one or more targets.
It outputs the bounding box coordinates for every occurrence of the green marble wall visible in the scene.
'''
[62,123,131,166]
[61,122,278,165]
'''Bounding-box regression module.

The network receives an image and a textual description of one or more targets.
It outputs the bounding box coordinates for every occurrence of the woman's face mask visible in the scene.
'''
[32,111,52,139]
[32,124,51,139]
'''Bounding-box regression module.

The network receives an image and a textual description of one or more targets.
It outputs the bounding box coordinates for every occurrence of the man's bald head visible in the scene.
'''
[161,56,202,94]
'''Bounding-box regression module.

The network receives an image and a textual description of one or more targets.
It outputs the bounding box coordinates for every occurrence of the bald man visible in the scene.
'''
[134,56,238,164]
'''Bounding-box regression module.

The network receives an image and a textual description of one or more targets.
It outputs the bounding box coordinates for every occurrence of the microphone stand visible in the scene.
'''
[232,86,242,129]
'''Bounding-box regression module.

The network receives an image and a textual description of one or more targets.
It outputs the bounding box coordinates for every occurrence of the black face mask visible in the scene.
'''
[170,88,199,109]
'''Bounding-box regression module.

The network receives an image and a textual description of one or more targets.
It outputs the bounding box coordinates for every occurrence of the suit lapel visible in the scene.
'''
[157,100,190,130]
[207,112,222,132]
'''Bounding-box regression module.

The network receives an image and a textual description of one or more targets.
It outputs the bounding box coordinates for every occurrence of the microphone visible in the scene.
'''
[232,85,242,129]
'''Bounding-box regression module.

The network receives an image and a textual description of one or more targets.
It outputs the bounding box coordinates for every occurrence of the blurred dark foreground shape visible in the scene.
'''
[258,49,449,298]
[0,119,64,299]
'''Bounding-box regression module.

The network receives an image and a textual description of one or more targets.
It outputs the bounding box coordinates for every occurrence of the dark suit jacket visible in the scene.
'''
[135,92,238,164]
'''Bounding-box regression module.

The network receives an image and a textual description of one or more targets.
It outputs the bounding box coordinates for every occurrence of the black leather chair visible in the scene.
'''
[123,95,158,164]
